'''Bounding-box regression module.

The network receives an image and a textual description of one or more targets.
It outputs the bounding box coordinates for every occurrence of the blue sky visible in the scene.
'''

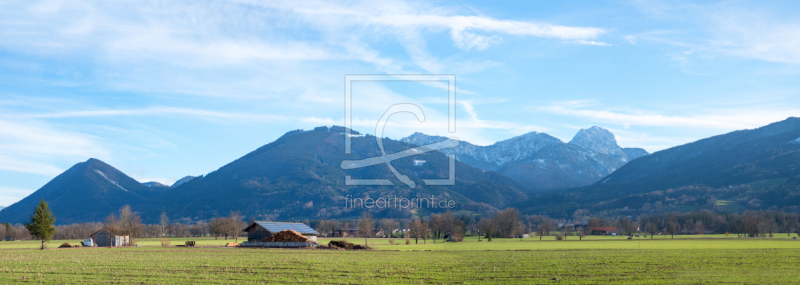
[1,0,800,206]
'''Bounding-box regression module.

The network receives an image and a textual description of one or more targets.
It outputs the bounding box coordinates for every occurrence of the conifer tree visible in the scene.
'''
[24,199,56,249]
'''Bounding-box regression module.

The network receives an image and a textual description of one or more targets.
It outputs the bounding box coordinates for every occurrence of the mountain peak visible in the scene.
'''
[569,126,621,155]
[171,176,196,188]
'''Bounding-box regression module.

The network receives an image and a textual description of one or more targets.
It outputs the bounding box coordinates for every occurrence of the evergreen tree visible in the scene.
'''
[24,199,56,249]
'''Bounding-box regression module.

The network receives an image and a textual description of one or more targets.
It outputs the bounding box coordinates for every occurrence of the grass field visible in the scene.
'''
[0,235,798,284]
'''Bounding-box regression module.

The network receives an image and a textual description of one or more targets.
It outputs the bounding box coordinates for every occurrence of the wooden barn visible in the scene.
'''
[90,228,130,247]
[243,222,319,242]
[588,227,621,235]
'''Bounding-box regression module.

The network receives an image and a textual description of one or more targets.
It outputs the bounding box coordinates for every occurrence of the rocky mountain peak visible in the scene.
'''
[569,126,622,156]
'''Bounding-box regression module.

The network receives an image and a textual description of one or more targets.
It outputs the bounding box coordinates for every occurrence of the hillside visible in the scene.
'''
[517,117,800,218]
[0,159,168,224]
[1,127,528,224]
[402,127,648,190]
[141,126,527,222]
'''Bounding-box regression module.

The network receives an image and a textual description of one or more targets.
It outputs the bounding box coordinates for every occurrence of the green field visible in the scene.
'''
[0,235,799,284]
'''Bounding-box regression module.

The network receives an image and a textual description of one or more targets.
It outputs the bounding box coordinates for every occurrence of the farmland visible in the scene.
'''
[1,236,799,284]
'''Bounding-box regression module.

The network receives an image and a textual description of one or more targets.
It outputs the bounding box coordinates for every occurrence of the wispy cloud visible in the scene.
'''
[574,40,612,46]
[0,0,608,76]
[0,118,104,176]
[630,1,800,65]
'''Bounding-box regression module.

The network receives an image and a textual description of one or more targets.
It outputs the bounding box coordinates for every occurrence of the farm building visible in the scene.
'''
[89,228,130,247]
[588,227,621,235]
[243,222,319,242]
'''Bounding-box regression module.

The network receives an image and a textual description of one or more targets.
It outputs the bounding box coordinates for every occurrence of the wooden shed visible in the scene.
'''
[588,227,620,235]
[243,222,319,242]
[90,228,130,247]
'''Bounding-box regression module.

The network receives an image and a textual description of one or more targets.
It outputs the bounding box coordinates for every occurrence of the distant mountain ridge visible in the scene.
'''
[171,176,195,188]
[402,126,648,190]
[0,127,527,224]
[5,119,799,224]
[517,117,800,217]
[143,181,169,188]
[0,159,169,224]
[139,126,527,223]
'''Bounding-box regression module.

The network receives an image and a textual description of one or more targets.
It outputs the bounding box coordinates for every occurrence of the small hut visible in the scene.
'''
[90,228,130,247]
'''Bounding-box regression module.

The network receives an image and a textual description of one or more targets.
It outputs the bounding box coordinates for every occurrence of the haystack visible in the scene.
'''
[327,240,369,250]
[261,230,309,242]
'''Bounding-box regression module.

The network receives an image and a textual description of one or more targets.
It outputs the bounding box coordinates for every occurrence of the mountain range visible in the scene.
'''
[402,126,648,190]
[517,117,800,217]
[0,126,527,224]
[1,118,799,224]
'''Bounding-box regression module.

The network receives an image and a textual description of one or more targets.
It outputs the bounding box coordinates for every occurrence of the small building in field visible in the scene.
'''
[588,227,620,235]
[243,222,319,242]
[90,228,130,247]
[514,234,530,238]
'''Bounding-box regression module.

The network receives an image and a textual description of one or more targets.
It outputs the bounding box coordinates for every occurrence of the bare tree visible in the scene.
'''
[645,222,658,239]
[379,218,396,238]
[666,220,678,239]
[577,226,586,241]
[536,223,547,241]
[476,218,494,241]
[564,225,573,240]
[225,211,244,243]
[357,212,374,246]
[694,221,705,235]
[619,216,636,236]
[409,214,428,244]
[495,208,520,238]
[159,212,169,237]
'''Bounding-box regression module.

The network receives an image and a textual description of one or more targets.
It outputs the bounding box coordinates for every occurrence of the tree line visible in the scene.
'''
[4,201,799,245]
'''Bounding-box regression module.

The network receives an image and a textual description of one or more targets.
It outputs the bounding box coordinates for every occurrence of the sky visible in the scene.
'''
[1,0,800,206]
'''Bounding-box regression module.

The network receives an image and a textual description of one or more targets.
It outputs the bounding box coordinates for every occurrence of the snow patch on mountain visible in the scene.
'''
[402,127,649,189]
[95,170,128,192]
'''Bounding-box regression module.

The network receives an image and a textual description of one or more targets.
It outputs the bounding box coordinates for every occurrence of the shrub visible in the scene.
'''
[555,233,564,241]
[449,234,463,242]
[405,236,411,245]
[389,239,395,245]
[161,239,171,247]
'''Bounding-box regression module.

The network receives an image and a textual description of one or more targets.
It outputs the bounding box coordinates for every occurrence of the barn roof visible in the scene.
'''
[588,227,619,231]
[243,222,319,235]
[89,228,128,237]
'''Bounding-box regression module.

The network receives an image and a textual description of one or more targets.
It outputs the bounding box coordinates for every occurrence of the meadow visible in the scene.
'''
[0,235,798,284]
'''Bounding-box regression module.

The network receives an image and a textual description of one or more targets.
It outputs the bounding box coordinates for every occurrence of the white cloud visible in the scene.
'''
[630,1,800,65]
[574,40,613,46]
[0,0,607,74]
[0,119,104,176]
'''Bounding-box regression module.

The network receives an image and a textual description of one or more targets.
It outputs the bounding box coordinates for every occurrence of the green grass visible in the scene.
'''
[0,235,798,284]
[0,237,240,249]
[325,235,800,251]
